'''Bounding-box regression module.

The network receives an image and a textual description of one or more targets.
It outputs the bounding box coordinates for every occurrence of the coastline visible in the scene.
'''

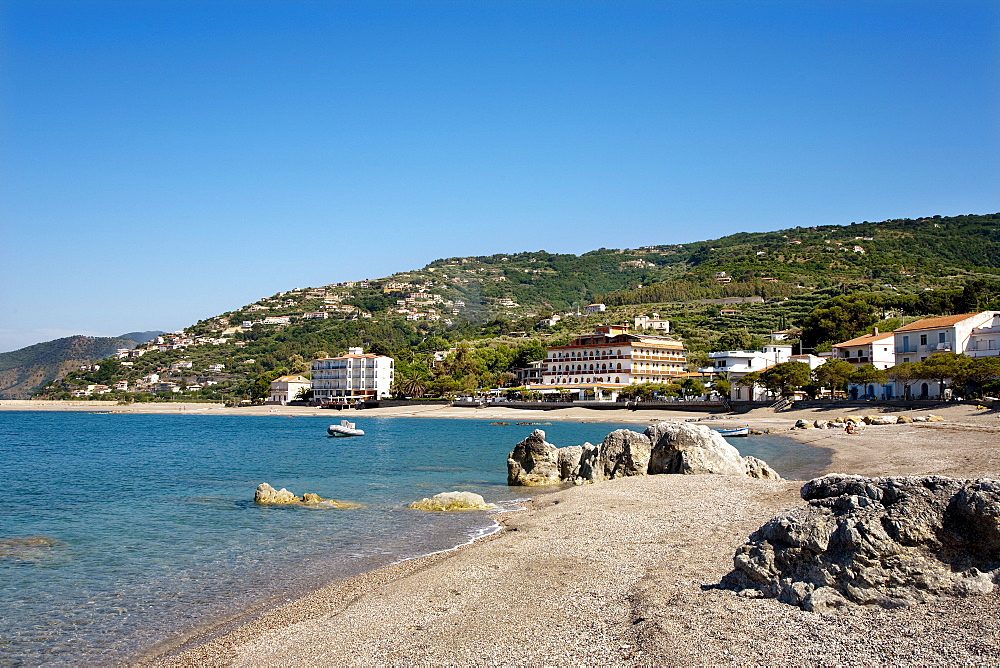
[131,401,1000,665]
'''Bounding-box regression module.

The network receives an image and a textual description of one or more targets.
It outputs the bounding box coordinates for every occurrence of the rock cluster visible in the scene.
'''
[507,423,780,487]
[794,414,941,429]
[721,474,1000,613]
[409,491,498,511]
[254,482,362,509]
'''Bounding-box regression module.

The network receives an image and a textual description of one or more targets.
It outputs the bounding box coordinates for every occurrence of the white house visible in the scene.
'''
[634,314,670,333]
[311,347,395,402]
[584,303,607,314]
[832,329,896,370]
[892,311,1000,398]
[700,345,794,402]
[268,374,311,405]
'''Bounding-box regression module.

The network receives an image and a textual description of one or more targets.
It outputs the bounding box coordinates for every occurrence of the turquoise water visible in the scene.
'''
[0,412,827,665]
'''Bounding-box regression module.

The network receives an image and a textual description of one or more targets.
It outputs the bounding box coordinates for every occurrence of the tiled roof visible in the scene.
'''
[894,313,986,332]
[833,332,895,348]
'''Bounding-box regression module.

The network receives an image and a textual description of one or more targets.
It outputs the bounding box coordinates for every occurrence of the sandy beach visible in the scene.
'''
[9,399,1000,664]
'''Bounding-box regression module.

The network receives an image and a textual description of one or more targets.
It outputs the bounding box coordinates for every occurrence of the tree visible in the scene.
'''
[955,356,1000,397]
[713,329,763,352]
[758,361,812,398]
[813,359,855,396]
[918,352,969,398]
[887,362,917,399]
[681,378,705,398]
[849,364,888,387]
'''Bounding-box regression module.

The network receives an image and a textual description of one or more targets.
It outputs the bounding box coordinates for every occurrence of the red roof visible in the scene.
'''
[833,331,894,348]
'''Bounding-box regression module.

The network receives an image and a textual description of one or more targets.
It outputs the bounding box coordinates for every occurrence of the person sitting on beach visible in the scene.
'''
[845,421,857,435]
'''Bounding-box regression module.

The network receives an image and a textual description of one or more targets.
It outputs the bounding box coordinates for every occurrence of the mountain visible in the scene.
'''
[0,336,139,399]
[119,331,167,344]
[31,212,1000,401]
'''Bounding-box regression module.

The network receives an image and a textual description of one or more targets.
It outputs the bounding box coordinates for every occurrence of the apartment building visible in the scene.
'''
[311,347,394,402]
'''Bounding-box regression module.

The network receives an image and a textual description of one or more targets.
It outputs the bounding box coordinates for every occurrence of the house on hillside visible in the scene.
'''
[634,314,670,333]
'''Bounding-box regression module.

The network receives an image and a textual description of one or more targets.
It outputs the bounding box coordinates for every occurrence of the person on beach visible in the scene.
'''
[845,421,857,435]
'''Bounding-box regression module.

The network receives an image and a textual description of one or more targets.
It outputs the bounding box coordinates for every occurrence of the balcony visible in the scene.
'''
[895,345,917,354]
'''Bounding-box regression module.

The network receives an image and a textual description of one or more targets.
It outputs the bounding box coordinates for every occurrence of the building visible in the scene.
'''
[311,347,395,402]
[701,345,794,402]
[584,303,607,314]
[894,312,1000,365]
[528,325,686,400]
[633,314,670,333]
[268,374,311,405]
[892,311,1000,399]
[514,360,545,386]
[832,329,896,369]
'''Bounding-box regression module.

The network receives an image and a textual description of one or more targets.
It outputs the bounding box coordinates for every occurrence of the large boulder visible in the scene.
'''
[646,422,753,477]
[508,429,562,486]
[557,445,585,481]
[722,475,1000,613]
[582,429,653,482]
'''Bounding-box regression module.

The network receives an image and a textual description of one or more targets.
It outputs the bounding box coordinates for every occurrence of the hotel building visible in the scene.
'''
[311,347,395,402]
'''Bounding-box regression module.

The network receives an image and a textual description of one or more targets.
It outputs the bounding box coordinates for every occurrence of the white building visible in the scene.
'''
[832,329,896,370]
[311,347,395,402]
[633,314,670,333]
[701,345,794,402]
[268,374,311,405]
[584,303,607,314]
[892,311,1000,399]
[894,312,1000,365]
[528,325,686,400]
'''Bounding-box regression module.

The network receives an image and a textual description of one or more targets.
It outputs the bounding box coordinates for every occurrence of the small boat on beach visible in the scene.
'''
[715,427,750,438]
[328,420,365,437]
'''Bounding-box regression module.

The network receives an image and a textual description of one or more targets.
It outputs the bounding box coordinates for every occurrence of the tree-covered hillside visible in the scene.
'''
[29,212,1000,402]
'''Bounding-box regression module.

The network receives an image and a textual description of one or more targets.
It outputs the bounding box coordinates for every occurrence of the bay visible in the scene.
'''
[0,411,827,665]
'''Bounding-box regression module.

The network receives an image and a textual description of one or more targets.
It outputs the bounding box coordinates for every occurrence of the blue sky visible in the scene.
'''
[1,0,998,353]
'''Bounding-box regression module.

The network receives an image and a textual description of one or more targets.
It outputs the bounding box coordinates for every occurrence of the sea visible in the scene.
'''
[0,410,829,666]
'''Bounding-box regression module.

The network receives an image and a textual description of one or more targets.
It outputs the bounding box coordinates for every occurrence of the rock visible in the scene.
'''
[255,483,361,508]
[585,429,652,482]
[870,415,899,425]
[409,491,498,511]
[647,422,753,477]
[794,419,813,429]
[508,429,562,486]
[814,420,828,429]
[744,456,781,480]
[897,415,913,423]
[721,475,1000,611]
[0,535,61,560]
[558,445,585,480]
[255,482,301,504]
[913,416,929,422]
[927,414,945,422]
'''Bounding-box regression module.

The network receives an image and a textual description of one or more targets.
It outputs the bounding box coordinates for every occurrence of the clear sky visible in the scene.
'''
[1,0,998,353]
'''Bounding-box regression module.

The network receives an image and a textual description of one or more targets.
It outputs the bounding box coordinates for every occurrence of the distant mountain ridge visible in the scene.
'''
[118,331,167,344]
[0,335,144,399]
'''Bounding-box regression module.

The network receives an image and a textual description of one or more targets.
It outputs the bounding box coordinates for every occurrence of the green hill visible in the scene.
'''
[32,212,1000,401]
[0,336,140,399]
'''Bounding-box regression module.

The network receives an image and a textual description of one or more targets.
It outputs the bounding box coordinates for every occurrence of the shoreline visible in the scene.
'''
[13,400,999,663]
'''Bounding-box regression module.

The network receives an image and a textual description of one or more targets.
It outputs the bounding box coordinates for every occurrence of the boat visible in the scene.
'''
[715,427,750,438]
[327,420,365,437]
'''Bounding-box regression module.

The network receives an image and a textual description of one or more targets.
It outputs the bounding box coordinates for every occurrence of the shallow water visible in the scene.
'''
[0,412,826,665]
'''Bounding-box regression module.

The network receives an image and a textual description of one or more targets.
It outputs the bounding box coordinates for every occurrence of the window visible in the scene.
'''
[920,334,927,345]
[939,332,946,343]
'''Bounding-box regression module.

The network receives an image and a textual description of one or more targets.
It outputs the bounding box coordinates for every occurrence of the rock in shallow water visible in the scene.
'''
[721,474,1000,612]
[254,482,362,508]
[409,491,498,511]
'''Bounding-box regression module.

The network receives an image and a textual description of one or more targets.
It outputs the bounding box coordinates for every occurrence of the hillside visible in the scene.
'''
[0,336,141,399]
[31,212,1000,402]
